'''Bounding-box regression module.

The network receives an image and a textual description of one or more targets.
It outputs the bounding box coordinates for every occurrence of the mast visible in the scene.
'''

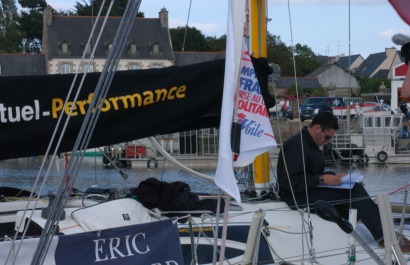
[248,0,271,193]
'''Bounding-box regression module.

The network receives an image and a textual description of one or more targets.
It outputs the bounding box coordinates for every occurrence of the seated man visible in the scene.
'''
[277,111,410,252]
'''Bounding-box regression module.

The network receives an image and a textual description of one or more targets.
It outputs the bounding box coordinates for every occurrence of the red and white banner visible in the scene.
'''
[234,42,277,166]
[215,0,276,203]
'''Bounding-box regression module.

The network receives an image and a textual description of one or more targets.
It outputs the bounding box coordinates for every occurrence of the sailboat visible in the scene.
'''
[1,0,410,264]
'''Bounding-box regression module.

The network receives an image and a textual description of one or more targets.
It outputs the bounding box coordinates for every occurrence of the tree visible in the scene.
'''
[266,33,320,77]
[170,26,208,51]
[74,0,144,17]
[0,0,23,53]
[266,34,292,76]
[18,0,47,53]
[205,34,226,52]
[356,75,391,94]
[292,43,321,77]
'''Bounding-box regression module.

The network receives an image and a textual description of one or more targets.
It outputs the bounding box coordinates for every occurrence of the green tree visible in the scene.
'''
[266,33,320,77]
[0,0,23,53]
[18,0,47,53]
[205,34,226,52]
[170,26,208,51]
[356,75,391,94]
[74,0,144,17]
[292,43,321,76]
[266,34,293,75]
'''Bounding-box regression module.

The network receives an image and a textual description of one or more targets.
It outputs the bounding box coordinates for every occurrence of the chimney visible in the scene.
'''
[42,5,53,73]
[159,8,168,28]
[44,5,53,26]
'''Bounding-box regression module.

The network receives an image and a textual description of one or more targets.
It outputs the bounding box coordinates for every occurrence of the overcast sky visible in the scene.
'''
[49,0,410,59]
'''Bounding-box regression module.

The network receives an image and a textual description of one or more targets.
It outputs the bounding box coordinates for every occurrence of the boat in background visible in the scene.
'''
[327,110,410,164]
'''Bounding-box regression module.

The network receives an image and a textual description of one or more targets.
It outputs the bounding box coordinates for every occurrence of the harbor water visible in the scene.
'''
[0,156,410,204]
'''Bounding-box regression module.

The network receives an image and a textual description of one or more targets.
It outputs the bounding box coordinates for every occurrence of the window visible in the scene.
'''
[59,41,71,54]
[62,43,68,53]
[375,117,382,128]
[129,64,141,70]
[128,42,139,55]
[151,63,161,69]
[385,117,392,127]
[82,63,94,73]
[149,42,161,55]
[105,41,113,55]
[82,42,92,54]
[364,117,373,128]
[60,63,71,74]
[153,44,159,54]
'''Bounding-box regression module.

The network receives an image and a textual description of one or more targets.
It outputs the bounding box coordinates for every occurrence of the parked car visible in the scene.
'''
[299,97,344,121]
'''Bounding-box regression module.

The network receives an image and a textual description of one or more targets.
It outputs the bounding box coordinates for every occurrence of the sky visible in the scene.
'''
[49,0,410,59]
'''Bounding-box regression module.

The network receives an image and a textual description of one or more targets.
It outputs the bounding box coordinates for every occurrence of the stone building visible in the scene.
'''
[42,6,174,74]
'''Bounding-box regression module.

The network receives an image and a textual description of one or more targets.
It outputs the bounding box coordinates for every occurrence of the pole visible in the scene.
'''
[249,0,270,194]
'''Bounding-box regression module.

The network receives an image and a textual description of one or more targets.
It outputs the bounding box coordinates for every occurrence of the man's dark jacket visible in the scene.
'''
[277,126,324,202]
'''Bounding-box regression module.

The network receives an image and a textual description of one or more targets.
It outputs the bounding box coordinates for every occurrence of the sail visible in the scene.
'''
[0,58,273,161]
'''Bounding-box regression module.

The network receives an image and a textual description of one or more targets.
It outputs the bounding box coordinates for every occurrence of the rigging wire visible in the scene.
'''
[179,0,193,66]
[5,1,113,263]
[28,1,143,264]
[279,1,314,262]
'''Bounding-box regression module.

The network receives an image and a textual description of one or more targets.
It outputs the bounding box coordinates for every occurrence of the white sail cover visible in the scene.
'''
[215,0,277,203]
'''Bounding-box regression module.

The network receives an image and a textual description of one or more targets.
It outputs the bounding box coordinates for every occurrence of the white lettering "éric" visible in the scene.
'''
[94,233,150,262]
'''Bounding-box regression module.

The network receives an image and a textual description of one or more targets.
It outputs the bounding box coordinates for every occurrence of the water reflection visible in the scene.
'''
[0,157,409,204]
[0,157,219,195]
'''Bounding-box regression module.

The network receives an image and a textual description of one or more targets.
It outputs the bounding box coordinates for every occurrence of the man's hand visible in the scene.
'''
[323,174,342,186]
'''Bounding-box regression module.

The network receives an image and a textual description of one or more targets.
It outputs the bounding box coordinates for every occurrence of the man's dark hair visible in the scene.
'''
[309,112,339,130]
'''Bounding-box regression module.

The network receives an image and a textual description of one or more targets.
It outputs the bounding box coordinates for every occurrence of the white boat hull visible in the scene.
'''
[1,197,408,264]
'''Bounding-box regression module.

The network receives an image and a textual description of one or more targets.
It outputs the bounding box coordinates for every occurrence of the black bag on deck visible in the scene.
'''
[133,178,199,211]
[133,178,224,214]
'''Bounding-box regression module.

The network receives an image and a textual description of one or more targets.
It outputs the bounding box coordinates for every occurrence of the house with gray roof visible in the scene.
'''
[42,6,174,74]
[271,76,322,97]
[307,64,360,97]
[0,54,47,77]
[356,48,401,79]
[336,54,364,72]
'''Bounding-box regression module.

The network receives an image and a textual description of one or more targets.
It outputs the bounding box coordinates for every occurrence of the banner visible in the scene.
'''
[0,58,273,161]
[215,0,275,203]
[234,42,277,166]
[0,219,183,265]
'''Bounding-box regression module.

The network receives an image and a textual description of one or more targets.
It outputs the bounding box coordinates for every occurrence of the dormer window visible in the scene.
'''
[149,42,161,55]
[81,41,93,54]
[104,41,113,55]
[59,41,71,54]
[127,42,139,55]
